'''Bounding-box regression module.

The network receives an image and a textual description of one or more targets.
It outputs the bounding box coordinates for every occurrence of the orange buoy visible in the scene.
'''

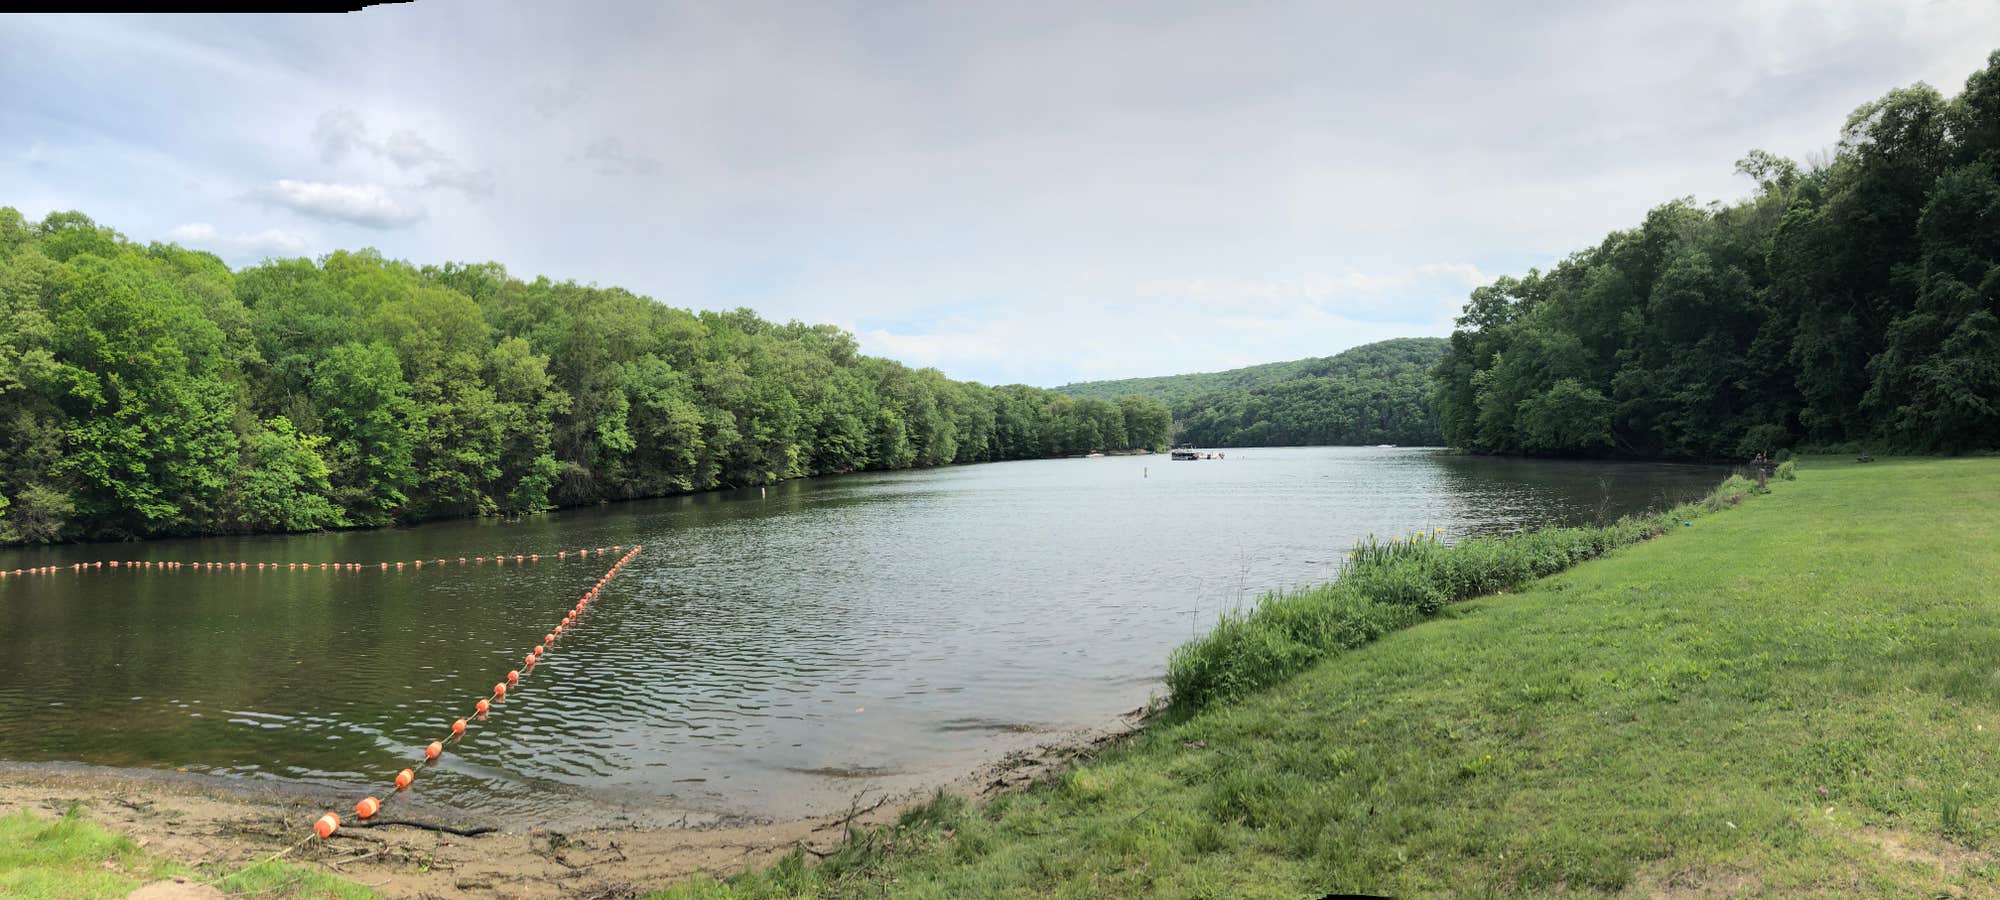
[355,796,380,819]
[544,633,554,645]
[554,625,564,637]
[524,652,536,666]
[425,740,443,760]
[475,698,490,715]
[414,559,423,568]
[559,551,567,558]
[314,812,340,838]
[459,557,467,563]
[506,670,519,684]
[396,561,405,569]
[493,682,507,698]
[435,559,445,565]
[452,718,467,735]
[395,768,414,789]
[380,562,389,570]
[515,554,524,562]
[531,554,540,561]
[475,556,485,563]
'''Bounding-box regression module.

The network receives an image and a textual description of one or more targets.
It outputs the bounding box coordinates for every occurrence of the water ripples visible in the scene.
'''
[0,448,1722,822]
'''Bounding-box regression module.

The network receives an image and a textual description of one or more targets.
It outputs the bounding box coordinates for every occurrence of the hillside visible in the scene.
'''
[1051,337,1444,406]
[1053,337,1448,447]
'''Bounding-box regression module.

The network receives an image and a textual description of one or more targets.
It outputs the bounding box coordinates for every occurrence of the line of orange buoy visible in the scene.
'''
[305,545,642,841]
[0,546,633,580]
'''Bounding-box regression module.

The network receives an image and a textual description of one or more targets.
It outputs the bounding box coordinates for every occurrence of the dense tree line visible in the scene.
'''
[1434,51,2000,459]
[1056,338,1446,447]
[0,210,1169,542]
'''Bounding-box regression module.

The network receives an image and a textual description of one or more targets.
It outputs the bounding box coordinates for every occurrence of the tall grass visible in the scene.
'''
[1165,474,1763,711]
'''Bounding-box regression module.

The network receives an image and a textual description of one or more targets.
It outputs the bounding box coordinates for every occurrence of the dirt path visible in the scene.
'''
[0,705,1151,898]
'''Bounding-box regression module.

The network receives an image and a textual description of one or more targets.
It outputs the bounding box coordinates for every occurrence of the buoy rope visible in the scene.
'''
[1,545,633,579]
[304,545,643,843]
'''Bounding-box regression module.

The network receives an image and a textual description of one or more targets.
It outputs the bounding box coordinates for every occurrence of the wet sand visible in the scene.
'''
[0,703,1153,899]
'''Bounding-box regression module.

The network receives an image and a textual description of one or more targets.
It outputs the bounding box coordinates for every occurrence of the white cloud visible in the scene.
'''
[381,130,450,170]
[165,222,310,259]
[312,108,368,164]
[420,167,497,199]
[231,228,311,257]
[579,137,663,176]
[308,108,492,199]
[167,222,217,241]
[1131,265,1492,325]
[246,179,426,229]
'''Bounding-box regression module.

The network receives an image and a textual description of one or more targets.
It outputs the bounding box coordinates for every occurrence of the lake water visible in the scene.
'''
[0,447,1721,826]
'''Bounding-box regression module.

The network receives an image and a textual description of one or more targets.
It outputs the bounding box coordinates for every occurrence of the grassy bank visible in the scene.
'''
[662,457,2000,896]
[1164,473,1761,712]
[0,806,369,900]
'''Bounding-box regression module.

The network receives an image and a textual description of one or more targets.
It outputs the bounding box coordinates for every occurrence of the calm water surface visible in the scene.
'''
[0,448,1721,824]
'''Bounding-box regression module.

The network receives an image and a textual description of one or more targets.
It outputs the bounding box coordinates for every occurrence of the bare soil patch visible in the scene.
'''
[0,704,1152,898]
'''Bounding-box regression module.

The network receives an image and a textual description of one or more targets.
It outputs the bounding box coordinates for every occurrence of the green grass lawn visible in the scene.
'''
[663,456,2000,897]
[0,805,372,900]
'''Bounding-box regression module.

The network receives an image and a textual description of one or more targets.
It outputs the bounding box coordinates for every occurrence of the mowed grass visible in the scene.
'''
[0,805,373,899]
[662,457,2000,897]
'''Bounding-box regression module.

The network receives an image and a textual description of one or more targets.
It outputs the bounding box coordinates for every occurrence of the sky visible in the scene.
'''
[4,3,1997,387]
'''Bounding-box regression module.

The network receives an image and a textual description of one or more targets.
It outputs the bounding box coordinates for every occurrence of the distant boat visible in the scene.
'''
[1375,444,1396,448]
[1085,450,1105,458]
[1171,444,1224,461]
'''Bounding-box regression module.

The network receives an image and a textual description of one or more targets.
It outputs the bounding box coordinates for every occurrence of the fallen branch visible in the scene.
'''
[352,818,497,837]
[811,790,890,834]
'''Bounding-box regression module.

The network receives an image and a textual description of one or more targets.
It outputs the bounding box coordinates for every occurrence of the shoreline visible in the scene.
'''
[0,701,1157,898]
[0,449,1169,553]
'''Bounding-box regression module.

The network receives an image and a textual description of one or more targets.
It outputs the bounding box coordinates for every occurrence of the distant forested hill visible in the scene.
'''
[1433,49,2000,458]
[1053,337,1448,447]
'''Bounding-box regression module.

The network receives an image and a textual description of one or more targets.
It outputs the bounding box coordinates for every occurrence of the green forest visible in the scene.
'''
[1433,50,2000,459]
[0,212,1169,543]
[1055,353,1338,407]
[1056,338,1446,447]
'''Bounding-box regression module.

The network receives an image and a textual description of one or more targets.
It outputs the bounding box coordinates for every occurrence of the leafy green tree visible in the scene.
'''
[311,342,417,525]
[1432,51,2000,460]
[238,416,344,531]
[0,202,1255,542]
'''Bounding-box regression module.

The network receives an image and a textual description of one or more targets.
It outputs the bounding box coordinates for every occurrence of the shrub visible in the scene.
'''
[1775,460,1797,481]
[1347,562,1448,614]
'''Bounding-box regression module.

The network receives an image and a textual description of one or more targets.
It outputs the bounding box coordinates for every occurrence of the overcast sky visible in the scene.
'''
[4,3,1997,387]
